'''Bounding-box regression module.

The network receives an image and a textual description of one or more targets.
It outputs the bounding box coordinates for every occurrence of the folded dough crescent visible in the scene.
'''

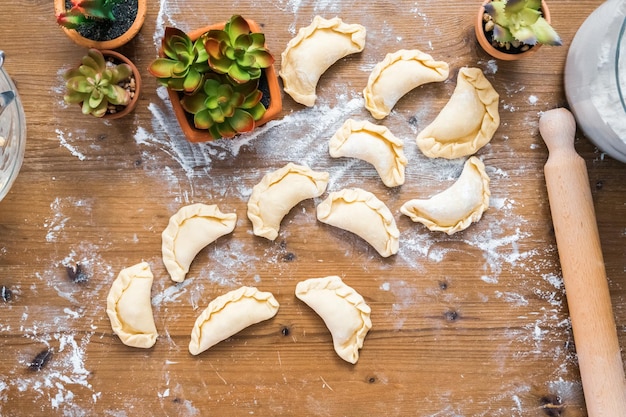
[295,276,371,364]
[106,262,158,349]
[329,119,407,188]
[316,188,399,257]
[400,156,490,234]
[416,67,500,159]
[364,49,449,119]
[189,286,279,355]
[247,163,329,240]
[162,203,237,282]
[280,16,366,106]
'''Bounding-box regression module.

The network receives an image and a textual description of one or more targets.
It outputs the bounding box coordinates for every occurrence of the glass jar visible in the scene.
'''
[565,0,626,163]
[0,53,26,202]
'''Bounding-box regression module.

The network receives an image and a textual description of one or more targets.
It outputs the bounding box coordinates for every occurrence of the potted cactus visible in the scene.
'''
[148,15,282,143]
[475,0,562,61]
[63,48,141,119]
[54,0,147,49]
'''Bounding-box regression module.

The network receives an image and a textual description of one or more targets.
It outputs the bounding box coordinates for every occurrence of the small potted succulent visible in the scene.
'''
[63,48,141,119]
[148,15,282,143]
[475,0,562,61]
[54,0,147,49]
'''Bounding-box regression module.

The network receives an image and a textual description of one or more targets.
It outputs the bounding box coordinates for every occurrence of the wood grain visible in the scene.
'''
[0,1,623,416]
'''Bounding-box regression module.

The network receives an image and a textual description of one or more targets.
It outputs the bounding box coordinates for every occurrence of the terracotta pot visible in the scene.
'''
[54,0,147,49]
[475,0,551,61]
[161,19,283,143]
[70,50,142,119]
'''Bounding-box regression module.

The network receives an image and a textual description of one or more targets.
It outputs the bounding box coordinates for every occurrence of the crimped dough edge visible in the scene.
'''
[247,162,329,240]
[416,67,500,159]
[280,15,366,106]
[161,203,237,283]
[106,261,158,349]
[295,276,372,364]
[189,286,279,355]
[400,156,491,235]
[329,119,407,187]
[364,49,449,119]
[316,188,399,257]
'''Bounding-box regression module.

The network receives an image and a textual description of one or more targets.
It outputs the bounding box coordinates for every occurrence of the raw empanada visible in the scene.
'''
[247,163,329,240]
[280,16,366,106]
[400,156,490,235]
[295,276,371,364]
[329,119,407,188]
[416,67,500,159]
[316,188,399,257]
[106,262,158,349]
[189,286,279,355]
[364,49,449,119]
[162,203,237,282]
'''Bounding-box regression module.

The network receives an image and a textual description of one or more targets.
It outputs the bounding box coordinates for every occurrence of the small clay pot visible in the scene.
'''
[54,0,147,49]
[160,19,283,143]
[475,0,552,61]
[69,50,141,119]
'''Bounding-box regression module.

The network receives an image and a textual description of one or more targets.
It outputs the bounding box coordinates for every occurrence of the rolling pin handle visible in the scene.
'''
[539,108,626,417]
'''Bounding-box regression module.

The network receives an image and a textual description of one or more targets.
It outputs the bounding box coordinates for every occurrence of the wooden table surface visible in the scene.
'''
[0,1,624,416]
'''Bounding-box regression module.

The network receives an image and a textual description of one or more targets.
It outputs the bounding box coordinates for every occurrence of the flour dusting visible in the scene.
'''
[29,1,585,415]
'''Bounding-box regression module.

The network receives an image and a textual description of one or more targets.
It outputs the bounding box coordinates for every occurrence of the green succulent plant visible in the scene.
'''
[180,73,267,140]
[56,0,124,29]
[148,27,211,95]
[484,0,562,47]
[63,48,132,117]
[203,15,274,84]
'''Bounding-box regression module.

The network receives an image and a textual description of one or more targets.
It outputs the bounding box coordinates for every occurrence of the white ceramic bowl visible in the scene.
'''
[0,58,26,201]
[565,0,626,163]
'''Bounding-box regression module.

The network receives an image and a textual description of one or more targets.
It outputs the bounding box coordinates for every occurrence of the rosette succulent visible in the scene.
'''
[180,74,266,140]
[484,0,562,47]
[148,27,210,94]
[63,48,132,117]
[203,15,274,84]
[56,0,123,29]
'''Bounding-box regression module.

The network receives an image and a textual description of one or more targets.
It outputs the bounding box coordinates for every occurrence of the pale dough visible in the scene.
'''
[316,188,399,257]
[280,16,366,106]
[162,203,237,282]
[400,156,491,234]
[329,119,407,188]
[416,67,500,159]
[247,163,329,240]
[295,276,371,364]
[189,286,279,355]
[106,262,158,349]
[364,49,449,119]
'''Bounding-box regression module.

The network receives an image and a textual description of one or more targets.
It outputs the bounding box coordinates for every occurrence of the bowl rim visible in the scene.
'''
[0,65,27,202]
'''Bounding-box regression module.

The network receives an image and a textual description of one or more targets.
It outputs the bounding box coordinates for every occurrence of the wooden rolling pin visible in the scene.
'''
[539,108,626,416]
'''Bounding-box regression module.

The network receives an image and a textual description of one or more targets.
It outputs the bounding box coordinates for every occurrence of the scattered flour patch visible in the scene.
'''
[542,273,563,290]
[152,278,194,307]
[56,129,87,161]
[11,332,98,413]
[44,197,93,242]
[481,275,498,284]
[528,95,538,105]
[482,59,498,75]
[380,282,390,291]
[154,0,184,50]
